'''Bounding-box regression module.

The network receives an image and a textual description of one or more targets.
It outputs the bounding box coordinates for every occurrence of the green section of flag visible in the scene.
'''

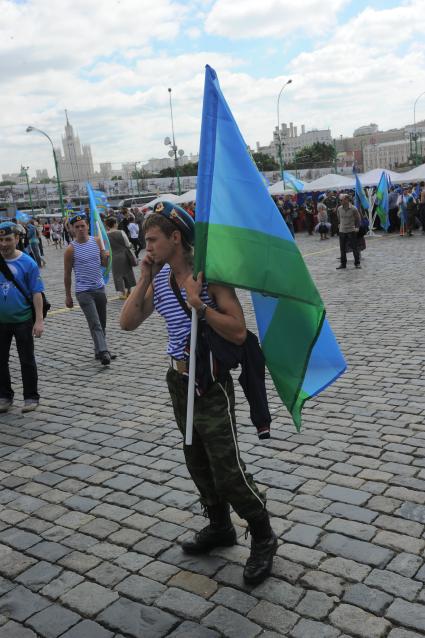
[197,222,323,307]
[260,281,325,430]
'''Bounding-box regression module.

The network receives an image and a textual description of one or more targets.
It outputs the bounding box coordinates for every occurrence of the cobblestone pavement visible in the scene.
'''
[1,232,425,637]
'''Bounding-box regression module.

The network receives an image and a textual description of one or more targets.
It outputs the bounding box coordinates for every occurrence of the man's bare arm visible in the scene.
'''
[185,273,247,346]
[120,254,161,331]
[64,245,74,307]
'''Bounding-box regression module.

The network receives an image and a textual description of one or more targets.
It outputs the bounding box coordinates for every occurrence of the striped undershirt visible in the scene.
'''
[153,264,216,360]
[72,237,104,293]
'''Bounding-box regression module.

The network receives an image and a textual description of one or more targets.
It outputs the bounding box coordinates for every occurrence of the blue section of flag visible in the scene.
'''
[283,170,304,192]
[354,172,369,211]
[301,318,347,397]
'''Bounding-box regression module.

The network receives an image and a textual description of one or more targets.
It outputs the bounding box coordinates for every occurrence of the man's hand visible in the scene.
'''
[185,271,203,310]
[65,295,74,308]
[140,253,163,284]
[33,320,44,338]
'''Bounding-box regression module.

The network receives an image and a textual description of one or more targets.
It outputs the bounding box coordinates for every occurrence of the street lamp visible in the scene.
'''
[26,126,65,218]
[413,90,425,166]
[134,161,142,196]
[164,87,184,195]
[20,165,34,214]
[276,79,292,189]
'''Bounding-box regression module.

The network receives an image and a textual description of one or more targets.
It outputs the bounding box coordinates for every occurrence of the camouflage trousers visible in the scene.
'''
[166,367,266,521]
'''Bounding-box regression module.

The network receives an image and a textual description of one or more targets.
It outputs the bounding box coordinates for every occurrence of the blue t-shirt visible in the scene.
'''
[27,224,39,245]
[0,252,44,323]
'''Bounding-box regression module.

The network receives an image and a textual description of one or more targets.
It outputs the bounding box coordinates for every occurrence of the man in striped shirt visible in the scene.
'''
[64,213,113,366]
[120,202,277,586]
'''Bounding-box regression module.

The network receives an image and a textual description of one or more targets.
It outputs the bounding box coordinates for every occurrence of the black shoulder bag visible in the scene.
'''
[0,254,51,322]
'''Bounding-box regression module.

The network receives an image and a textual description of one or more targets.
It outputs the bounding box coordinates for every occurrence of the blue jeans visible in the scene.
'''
[76,288,109,355]
[0,319,39,401]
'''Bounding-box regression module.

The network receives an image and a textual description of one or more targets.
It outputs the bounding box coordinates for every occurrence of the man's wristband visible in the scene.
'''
[197,303,208,320]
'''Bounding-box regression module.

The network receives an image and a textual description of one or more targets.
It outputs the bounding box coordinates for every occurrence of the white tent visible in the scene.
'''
[358,168,402,186]
[268,181,300,196]
[394,163,425,182]
[303,173,355,192]
[174,189,196,204]
[141,193,180,209]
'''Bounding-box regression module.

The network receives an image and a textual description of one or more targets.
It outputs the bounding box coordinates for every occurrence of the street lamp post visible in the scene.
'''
[20,165,34,214]
[26,126,65,218]
[164,88,184,195]
[276,79,292,190]
[413,90,425,166]
[134,161,141,196]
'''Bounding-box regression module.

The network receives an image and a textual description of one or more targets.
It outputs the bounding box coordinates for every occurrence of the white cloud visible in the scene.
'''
[1,0,425,177]
[205,0,348,38]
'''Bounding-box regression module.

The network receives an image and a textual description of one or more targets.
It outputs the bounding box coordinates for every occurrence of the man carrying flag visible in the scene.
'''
[120,201,278,586]
[121,64,345,587]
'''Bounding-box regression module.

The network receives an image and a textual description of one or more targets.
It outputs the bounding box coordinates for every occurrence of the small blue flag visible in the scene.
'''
[86,182,112,284]
[354,171,369,211]
[16,210,30,223]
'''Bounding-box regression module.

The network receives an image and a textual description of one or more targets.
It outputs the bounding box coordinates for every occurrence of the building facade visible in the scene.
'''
[256,122,332,163]
[363,137,425,171]
[55,112,94,184]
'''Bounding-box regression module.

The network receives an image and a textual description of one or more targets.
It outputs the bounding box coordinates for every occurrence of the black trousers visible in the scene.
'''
[130,238,141,257]
[0,320,39,401]
[339,231,360,266]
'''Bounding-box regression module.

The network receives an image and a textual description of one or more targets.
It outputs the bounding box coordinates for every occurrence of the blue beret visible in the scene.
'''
[0,222,17,236]
[69,212,87,225]
[153,201,194,244]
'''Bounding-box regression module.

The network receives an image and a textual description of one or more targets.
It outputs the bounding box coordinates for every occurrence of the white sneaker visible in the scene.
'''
[0,399,12,413]
[22,400,39,413]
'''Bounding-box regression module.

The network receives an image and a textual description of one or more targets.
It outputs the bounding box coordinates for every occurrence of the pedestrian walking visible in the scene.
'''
[0,222,44,413]
[120,202,277,586]
[26,219,44,268]
[105,217,136,299]
[64,213,114,365]
[323,190,339,236]
[418,182,425,234]
[42,221,51,246]
[315,201,331,239]
[128,217,141,257]
[336,195,361,269]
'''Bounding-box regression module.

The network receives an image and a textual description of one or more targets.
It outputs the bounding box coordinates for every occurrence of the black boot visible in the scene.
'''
[243,510,277,585]
[181,503,237,555]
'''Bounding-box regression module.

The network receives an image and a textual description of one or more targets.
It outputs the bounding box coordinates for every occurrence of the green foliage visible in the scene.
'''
[0,180,16,186]
[131,168,155,179]
[252,152,279,171]
[159,162,198,177]
[294,143,336,167]
[111,175,123,180]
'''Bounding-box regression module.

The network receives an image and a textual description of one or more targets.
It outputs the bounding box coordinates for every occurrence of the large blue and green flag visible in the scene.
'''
[375,171,389,231]
[86,182,112,284]
[195,66,346,430]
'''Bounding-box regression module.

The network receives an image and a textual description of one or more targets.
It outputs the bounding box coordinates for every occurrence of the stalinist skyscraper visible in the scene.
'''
[55,111,94,183]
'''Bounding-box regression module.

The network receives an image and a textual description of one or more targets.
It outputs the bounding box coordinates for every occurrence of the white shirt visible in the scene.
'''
[128,223,139,239]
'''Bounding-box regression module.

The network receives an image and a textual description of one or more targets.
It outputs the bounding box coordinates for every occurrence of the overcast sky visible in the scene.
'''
[1,0,425,176]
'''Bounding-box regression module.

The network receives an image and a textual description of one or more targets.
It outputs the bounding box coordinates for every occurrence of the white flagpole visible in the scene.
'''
[367,188,377,237]
[185,308,198,445]
[96,220,105,250]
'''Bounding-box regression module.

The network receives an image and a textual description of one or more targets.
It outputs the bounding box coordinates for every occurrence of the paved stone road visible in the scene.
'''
[1,232,425,637]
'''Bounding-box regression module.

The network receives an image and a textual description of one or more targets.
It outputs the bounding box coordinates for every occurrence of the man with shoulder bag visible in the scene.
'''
[0,222,45,413]
[120,202,277,586]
